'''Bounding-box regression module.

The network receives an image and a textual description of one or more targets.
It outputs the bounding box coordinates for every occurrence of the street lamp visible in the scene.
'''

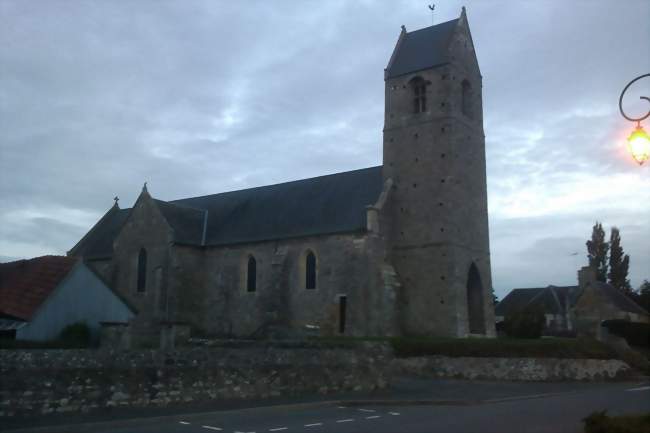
[619,73,650,165]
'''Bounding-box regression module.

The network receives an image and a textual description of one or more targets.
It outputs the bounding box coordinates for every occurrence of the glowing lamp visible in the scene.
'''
[627,124,650,165]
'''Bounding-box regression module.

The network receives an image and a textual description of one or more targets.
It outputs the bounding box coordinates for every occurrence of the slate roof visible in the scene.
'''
[386,19,459,79]
[495,286,578,317]
[72,166,384,257]
[496,282,649,318]
[68,205,130,260]
[590,281,649,316]
[0,256,77,321]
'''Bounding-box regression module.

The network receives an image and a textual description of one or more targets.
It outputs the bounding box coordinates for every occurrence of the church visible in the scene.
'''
[69,8,496,339]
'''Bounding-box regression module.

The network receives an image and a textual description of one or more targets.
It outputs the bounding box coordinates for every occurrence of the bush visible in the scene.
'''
[583,410,650,433]
[389,336,616,359]
[602,320,650,348]
[59,322,91,347]
[502,306,545,338]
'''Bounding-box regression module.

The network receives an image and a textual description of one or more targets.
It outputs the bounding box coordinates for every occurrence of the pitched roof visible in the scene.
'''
[68,205,130,260]
[495,288,543,317]
[385,19,459,79]
[589,281,649,316]
[0,256,77,321]
[72,166,384,256]
[495,285,578,317]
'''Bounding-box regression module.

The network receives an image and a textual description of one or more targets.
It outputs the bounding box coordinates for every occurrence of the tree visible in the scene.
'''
[607,227,632,295]
[586,222,608,282]
[634,280,650,312]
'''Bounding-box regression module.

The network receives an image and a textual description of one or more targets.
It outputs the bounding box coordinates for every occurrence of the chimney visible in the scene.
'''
[578,266,597,289]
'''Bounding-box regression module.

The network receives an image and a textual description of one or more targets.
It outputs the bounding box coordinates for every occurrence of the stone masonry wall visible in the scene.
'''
[394,356,632,381]
[0,344,390,418]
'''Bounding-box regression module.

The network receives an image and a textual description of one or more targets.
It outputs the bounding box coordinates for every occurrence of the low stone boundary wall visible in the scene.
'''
[0,343,390,418]
[393,356,632,381]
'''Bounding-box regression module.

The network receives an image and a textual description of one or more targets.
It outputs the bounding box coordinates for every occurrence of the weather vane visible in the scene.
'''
[113,196,119,206]
[428,4,435,25]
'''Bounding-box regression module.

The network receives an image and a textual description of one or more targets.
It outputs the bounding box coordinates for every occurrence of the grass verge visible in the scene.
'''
[583,411,650,433]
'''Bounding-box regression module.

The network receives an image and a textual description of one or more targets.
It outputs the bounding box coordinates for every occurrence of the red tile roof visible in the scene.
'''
[0,255,77,321]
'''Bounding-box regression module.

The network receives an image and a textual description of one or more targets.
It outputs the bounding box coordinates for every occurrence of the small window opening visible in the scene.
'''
[137,248,147,292]
[462,80,473,118]
[410,77,427,113]
[305,251,317,290]
[338,296,347,334]
[247,256,257,292]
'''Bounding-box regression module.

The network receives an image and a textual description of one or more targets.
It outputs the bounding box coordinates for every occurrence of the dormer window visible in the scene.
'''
[410,77,427,113]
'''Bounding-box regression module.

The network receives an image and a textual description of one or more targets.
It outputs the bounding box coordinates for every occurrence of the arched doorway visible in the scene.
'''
[466,262,486,334]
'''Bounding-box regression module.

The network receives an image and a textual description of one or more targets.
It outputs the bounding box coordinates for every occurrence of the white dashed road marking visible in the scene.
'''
[336,419,354,423]
[627,386,650,392]
[358,408,376,412]
[337,406,346,409]
[179,421,190,425]
[389,412,401,416]
[304,423,323,427]
[269,428,288,432]
[366,415,381,419]
[201,426,222,431]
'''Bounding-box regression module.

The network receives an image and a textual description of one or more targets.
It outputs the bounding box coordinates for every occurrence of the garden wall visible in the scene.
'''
[0,343,390,418]
[394,356,632,381]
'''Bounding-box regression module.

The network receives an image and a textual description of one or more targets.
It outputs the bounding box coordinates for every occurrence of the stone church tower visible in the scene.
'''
[382,8,495,336]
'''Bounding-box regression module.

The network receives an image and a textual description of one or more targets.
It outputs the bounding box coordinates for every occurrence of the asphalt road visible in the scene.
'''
[5,380,650,433]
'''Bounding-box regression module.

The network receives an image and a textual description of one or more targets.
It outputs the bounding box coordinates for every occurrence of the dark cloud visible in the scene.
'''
[1,0,649,294]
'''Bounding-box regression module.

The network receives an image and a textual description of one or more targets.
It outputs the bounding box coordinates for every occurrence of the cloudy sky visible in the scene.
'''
[1,0,648,299]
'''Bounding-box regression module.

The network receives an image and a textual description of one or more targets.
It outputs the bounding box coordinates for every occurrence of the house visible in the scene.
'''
[495,285,576,333]
[69,8,496,339]
[495,266,649,337]
[0,256,135,341]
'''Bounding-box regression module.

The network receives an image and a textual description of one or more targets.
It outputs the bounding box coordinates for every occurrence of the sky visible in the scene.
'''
[1,0,649,300]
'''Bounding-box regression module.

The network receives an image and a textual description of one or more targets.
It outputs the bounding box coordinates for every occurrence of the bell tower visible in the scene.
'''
[382,8,495,337]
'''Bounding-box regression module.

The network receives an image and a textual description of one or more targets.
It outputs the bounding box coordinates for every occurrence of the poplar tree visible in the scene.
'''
[586,222,608,282]
[608,227,632,295]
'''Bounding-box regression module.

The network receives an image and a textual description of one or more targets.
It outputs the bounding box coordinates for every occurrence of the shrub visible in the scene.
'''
[602,320,650,348]
[59,322,91,347]
[389,336,616,359]
[583,410,650,433]
[502,306,545,339]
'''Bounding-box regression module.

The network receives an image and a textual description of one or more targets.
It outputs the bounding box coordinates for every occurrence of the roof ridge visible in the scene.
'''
[405,18,459,35]
[170,165,382,204]
[154,198,205,212]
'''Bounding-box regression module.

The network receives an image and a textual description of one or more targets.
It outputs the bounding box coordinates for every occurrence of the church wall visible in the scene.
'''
[169,232,396,338]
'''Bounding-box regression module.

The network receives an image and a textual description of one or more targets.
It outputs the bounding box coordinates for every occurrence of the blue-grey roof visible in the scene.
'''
[68,205,130,260]
[495,286,578,317]
[386,19,458,79]
[72,166,384,256]
[172,166,383,246]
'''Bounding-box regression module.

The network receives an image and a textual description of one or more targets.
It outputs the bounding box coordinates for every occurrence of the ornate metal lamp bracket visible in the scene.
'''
[619,73,650,125]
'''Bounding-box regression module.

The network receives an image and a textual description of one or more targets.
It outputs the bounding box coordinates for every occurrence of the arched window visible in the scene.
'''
[466,262,485,334]
[246,255,257,292]
[410,77,427,113]
[137,248,147,293]
[461,80,473,118]
[305,251,317,290]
